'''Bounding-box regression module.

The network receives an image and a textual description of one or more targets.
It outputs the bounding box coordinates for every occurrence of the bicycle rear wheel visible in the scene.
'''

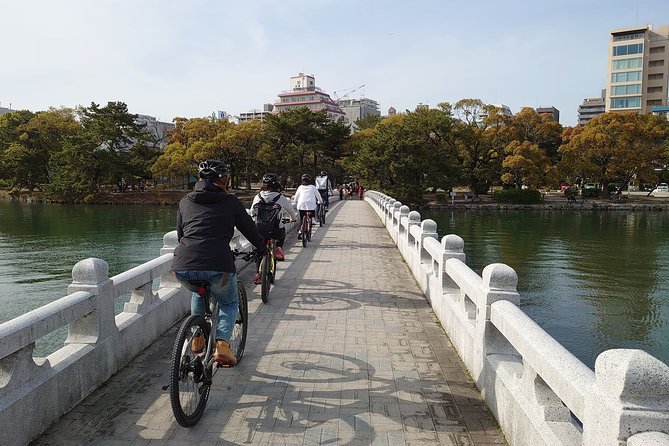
[301,216,308,247]
[319,206,324,226]
[307,218,312,242]
[230,281,248,362]
[169,314,211,427]
[260,253,271,303]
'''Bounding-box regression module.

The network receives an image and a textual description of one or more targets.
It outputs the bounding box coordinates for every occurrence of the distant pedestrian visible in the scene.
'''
[339,186,343,201]
[358,185,364,200]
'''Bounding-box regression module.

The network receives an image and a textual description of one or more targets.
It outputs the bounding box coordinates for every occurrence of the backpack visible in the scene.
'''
[253,195,282,238]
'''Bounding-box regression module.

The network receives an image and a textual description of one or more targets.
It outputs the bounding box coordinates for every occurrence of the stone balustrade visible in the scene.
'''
[365,190,669,446]
[0,229,255,446]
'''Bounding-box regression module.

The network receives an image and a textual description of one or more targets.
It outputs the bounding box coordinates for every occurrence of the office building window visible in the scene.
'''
[611,71,642,82]
[611,84,642,95]
[647,86,664,94]
[649,60,665,67]
[612,58,643,70]
[650,46,666,54]
[649,73,664,80]
[611,97,641,108]
[613,33,645,42]
[612,43,643,56]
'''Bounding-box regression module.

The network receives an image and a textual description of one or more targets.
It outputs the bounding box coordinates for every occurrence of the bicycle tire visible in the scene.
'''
[319,207,325,226]
[301,216,308,247]
[260,253,270,303]
[307,218,312,242]
[169,314,211,427]
[230,281,248,362]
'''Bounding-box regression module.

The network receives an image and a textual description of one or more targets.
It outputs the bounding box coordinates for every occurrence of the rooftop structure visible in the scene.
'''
[273,73,346,123]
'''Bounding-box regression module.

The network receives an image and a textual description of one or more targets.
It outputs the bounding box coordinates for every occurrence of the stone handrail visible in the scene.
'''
[365,190,669,446]
[0,228,255,446]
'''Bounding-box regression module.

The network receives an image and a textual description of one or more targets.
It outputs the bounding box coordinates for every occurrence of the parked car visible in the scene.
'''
[657,183,669,192]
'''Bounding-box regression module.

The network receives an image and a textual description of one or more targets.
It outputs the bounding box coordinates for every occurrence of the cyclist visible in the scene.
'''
[250,173,298,284]
[292,173,323,240]
[173,159,267,367]
[315,170,333,210]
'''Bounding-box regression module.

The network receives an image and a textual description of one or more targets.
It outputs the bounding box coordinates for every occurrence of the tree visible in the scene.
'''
[558,112,669,196]
[501,140,550,188]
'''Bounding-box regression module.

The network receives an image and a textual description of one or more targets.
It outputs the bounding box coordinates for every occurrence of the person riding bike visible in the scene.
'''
[251,173,298,284]
[315,170,333,210]
[292,173,323,239]
[173,159,267,366]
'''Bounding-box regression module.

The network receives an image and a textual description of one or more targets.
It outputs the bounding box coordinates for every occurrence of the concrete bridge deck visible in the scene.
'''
[34,199,504,446]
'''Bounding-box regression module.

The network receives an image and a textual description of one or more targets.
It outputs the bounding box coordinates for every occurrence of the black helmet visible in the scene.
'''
[320,171,327,176]
[198,159,229,180]
[301,173,312,183]
[262,173,281,191]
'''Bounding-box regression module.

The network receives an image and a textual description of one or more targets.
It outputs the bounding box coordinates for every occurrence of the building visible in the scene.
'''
[0,105,13,116]
[536,106,560,123]
[135,114,175,150]
[651,105,669,119]
[336,98,380,132]
[238,104,274,122]
[606,24,669,114]
[273,73,346,123]
[490,104,514,117]
[578,90,606,125]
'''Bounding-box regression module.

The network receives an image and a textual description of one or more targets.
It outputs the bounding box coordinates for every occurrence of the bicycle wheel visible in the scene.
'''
[307,218,312,242]
[260,252,271,303]
[301,216,308,247]
[318,206,324,227]
[169,315,211,427]
[230,281,248,362]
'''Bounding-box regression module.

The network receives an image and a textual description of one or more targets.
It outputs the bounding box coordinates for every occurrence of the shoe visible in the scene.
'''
[253,273,262,284]
[214,340,237,366]
[191,332,205,354]
[297,231,302,240]
[274,246,285,261]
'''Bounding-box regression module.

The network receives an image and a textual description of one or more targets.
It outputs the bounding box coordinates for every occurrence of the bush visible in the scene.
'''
[493,188,543,204]
[582,188,600,198]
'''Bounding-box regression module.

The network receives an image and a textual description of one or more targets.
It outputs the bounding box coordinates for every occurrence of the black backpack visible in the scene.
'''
[253,195,282,238]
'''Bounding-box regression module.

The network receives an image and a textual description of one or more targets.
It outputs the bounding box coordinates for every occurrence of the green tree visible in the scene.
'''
[501,140,550,188]
[558,112,669,196]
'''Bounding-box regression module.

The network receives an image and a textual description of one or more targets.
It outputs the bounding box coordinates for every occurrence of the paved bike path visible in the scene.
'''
[34,199,505,446]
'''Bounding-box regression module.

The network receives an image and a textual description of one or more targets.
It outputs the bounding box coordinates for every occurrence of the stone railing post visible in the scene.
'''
[391,201,402,241]
[478,264,520,357]
[441,235,466,290]
[159,230,181,289]
[65,258,117,344]
[583,349,669,445]
[384,198,396,229]
[418,219,438,266]
[397,205,410,256]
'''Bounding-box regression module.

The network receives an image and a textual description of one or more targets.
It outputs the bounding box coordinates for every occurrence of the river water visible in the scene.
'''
[1,201,667,368]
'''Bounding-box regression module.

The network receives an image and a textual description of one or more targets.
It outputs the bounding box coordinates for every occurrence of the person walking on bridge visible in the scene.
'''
[172,159,267,366]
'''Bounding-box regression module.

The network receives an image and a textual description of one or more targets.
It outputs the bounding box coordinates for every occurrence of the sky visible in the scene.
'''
[2,0,669,126]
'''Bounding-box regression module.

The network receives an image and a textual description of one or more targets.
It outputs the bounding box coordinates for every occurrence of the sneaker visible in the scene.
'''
[191,332,205,354]
[274,246,285,261]
[297,231,302,240]
[214,340,237,366]
[253,273,262,284]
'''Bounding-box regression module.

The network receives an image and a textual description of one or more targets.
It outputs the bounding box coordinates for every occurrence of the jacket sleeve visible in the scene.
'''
[176,209,184,241]
[250,194,260,218]
[279,195,299,220]
[235,199,265,250]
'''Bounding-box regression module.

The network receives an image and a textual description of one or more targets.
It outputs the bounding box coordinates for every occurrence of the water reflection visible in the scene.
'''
[423,210,669,369]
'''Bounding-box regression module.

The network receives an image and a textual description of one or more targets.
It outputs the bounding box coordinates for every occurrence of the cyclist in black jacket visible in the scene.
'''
[173,159,267,366]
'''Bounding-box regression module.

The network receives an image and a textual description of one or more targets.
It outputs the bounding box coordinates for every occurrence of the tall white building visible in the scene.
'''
[606,24,669,114]
[273,73,346,123]
[336,98,380,132]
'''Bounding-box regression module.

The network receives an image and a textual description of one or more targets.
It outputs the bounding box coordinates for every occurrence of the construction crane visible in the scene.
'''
[333,84,365,102]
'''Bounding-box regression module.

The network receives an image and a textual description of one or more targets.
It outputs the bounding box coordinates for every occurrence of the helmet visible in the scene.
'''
[262,173,281,191]
[320,171,327,177]
[301,173,312,183]
[198,159,229,180]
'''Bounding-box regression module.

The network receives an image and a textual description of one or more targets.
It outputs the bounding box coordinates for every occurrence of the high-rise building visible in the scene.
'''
[336,98,380,132]
[273,73,346,123]
[578,90,606,125]
[238,104,274,122]
[536,106,560,123]
[606,24,669,114]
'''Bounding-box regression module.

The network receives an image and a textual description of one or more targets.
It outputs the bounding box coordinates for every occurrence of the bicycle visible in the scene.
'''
[168,252,251,427]
[299,211,314,247]
[317,203,326,227]
[257,238,276,304]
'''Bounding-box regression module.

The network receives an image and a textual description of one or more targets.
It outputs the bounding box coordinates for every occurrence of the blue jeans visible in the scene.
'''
[319,189,329,208]
[174,270,238,342]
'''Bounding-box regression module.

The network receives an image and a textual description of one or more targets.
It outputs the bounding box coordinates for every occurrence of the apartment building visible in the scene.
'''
[606,24,669,114]
[238,104,274,122]
[273,73,346,123]
[536,106,560,123]
[577,90,606,125]
[336,98,380,132]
